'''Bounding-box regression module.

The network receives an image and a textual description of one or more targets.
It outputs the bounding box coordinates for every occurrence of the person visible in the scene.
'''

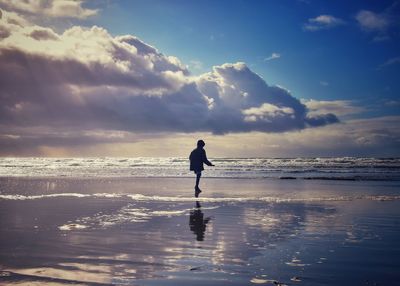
[189,139,214,197]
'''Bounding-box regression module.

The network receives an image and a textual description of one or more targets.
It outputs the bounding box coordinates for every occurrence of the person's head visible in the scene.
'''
[197,139,205,149]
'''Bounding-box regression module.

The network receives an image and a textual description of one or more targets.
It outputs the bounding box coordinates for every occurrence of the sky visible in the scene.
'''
[0,0,399,157]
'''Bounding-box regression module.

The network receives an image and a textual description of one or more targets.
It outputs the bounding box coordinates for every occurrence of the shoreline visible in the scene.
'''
[1,177,399,203]
[0,175,398,181]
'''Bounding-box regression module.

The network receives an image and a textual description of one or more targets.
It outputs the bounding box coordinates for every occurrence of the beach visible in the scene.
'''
[1,176,400,285]
[1,0,400,284]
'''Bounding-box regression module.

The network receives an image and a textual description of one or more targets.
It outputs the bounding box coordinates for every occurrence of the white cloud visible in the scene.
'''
[196,62,338,133]
[303,15,345,31]
[242,103,294,122]
[320,81,329,87]
[264,52,281,61]
[0,0,98,19]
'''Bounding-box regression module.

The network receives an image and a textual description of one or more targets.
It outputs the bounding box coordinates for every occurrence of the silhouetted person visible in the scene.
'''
[189,201,210,241]
[189,139,214,197]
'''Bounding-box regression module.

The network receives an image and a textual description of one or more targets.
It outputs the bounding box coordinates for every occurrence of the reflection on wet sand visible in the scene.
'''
[1,178,400,285]
[189,201,211,241]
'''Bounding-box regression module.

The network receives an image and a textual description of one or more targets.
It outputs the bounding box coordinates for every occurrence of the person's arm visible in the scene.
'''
[202,150,214,166]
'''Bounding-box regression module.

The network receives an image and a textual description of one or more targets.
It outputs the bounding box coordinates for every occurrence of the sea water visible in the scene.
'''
[0,157,399,180]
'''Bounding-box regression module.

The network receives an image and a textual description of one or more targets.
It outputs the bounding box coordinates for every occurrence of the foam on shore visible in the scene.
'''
[1,193,399,202]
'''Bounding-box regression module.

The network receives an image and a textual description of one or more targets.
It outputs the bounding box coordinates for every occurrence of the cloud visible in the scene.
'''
[319,81,329,86]
[0,9,341,154]
[189,60,203,70]
[355,10,389,32]
[242,103,294,122]
[196,62,338,133]
[302,99,366,118]
[303,15,345,31]
[379,56,400,69]
[0,0,98,19]
[384,100,400,107]
[28,26,59,41]
[355,3,400,40]
[264,52,281,61]
[2,116,399,157]
[0,10,32,40]
[207,116,400,157]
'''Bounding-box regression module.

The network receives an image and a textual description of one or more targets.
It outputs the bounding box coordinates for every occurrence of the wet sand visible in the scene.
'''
[0,177,400,285]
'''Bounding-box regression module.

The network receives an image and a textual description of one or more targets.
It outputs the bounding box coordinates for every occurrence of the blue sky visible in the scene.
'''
[87,0,400,119]
[0,0,399,156]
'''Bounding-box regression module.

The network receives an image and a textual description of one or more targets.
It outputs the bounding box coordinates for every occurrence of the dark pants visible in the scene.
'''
[194,171,201,188]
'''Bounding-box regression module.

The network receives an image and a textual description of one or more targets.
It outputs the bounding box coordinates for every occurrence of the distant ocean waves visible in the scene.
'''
[0,157,399,181]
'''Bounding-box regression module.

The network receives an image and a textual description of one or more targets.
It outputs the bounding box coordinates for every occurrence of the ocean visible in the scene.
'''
[1,157,399,180]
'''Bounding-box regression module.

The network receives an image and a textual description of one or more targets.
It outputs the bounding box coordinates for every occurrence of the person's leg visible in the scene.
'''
[195,171,201,189]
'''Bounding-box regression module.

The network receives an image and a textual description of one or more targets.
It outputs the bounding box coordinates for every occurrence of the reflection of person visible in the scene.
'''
[189,140,214,197]
[189,201,210,241]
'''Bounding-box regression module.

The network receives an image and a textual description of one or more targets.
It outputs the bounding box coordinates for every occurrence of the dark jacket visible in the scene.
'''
[189,148,212,172]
